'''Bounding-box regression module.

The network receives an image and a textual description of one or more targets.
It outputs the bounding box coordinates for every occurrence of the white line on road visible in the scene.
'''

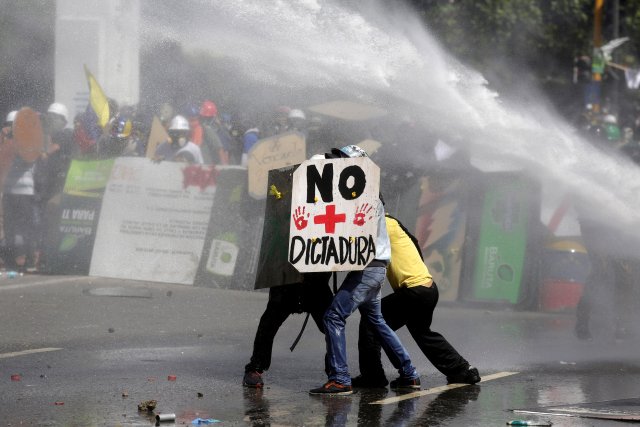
[370,371,519,405]
[0,347,63,359]
[0,276,87,291]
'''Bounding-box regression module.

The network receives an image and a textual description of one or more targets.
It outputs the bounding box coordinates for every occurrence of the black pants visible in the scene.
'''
[245,272,332,373]
[2,193,39,266]
[358,282,469,379]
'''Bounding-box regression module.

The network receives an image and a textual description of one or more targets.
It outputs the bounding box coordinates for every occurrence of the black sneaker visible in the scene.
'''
[446,366,481,385]
[390,376,421,390]
[309,380,353,395]
[243,370,264,388]
[351,375,389,388]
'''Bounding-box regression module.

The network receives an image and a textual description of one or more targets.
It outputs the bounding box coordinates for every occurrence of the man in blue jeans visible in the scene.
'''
[309,145,420,396]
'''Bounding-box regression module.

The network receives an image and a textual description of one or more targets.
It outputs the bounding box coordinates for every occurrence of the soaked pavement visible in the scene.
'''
[1,274,640,426]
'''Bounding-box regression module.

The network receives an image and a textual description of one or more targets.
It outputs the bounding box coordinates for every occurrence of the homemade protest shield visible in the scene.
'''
[146,116,169,159]
[195,166,264,290]
[89,158,215,285]
[13,107,43,163]
[254,157,381,288]
[254,164,303,289]
[247,131,306,199]
[289,157,380,273]
[45,159,115,274]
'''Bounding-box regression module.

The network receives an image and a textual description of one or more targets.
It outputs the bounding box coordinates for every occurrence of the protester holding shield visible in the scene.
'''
[243,152,335,388]
[309,145,420,396]
[2,107,43,272]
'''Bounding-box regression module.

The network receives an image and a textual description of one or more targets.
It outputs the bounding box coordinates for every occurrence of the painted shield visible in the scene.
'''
[13,107,44,162]
[247,131,306,199]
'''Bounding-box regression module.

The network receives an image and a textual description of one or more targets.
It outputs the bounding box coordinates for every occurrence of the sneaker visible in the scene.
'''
[446,366,481,385]
[243,370,264,388]
[309,380,353,395]
[390,376,421,390]
[351,375,389,388]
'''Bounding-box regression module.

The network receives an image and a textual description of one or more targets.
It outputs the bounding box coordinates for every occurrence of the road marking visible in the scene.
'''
[0,276,87,291]
[370,371,519,405]
[0,347,63,359]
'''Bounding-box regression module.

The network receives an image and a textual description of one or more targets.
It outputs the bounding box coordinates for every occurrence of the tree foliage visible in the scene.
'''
[411,1,593,76]
[407,0,640,114]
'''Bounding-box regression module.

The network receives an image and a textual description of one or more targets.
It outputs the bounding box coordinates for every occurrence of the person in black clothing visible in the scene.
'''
[352,215,480,388]
[243,272,333,387]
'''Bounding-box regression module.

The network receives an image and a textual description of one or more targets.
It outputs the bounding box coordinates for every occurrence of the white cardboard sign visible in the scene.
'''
[89,157,216,285]
[288,157,380,272]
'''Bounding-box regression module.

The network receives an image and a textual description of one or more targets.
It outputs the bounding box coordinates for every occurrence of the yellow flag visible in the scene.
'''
[84,65,110,128]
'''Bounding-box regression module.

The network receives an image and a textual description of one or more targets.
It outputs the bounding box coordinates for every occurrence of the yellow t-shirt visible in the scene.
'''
[385,216,433,290]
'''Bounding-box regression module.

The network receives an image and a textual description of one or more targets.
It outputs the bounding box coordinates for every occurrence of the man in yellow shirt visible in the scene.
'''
[352,214,480,387]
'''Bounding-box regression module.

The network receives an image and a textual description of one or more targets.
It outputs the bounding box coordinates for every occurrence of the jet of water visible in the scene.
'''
[143,0,640,253]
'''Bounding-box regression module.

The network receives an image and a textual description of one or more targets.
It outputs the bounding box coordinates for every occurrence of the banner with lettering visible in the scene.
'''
[44,159,115,275]
[289,157,380,273]
[247,131,306,199]
[89,157,216,285]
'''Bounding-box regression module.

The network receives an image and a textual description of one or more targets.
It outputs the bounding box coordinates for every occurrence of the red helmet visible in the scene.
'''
[200,100,218,118]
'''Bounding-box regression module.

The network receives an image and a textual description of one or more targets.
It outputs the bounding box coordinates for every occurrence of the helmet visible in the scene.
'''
[111,114,132,138]
[5,110,17,123]
[200,100,218,118]
[288,109,306,120]
[169,115,190,131]
[603,114,617,124]
[338,144,368,158]
[47,102,69,123]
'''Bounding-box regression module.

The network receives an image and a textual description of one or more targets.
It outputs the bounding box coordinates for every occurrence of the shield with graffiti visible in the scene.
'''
[247,131,306,199]
[288,157,380,273]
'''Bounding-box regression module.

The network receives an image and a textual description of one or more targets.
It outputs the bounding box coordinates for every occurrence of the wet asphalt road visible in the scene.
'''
[1,274,640,426]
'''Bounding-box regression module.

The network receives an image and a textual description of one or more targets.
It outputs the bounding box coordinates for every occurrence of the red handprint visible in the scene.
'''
[353,203,373,226]
[293,206,310,230]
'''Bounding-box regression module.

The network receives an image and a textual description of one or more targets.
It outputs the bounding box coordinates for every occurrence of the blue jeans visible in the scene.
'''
[323,266,418,385]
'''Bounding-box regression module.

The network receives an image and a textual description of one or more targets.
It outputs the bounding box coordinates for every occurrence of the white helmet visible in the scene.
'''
[47,102,69,123]
[5,110,17,123]
[338,144,368,158]
[169,115,190,131]
[603,114,617,124]
[288,109,306,120]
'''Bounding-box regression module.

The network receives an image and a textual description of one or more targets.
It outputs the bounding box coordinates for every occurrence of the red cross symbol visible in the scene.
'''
[314,204,346,234]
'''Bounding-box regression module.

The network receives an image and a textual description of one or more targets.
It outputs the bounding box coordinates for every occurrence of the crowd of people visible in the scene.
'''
[0,92,459,275]
[0,99,326,273]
